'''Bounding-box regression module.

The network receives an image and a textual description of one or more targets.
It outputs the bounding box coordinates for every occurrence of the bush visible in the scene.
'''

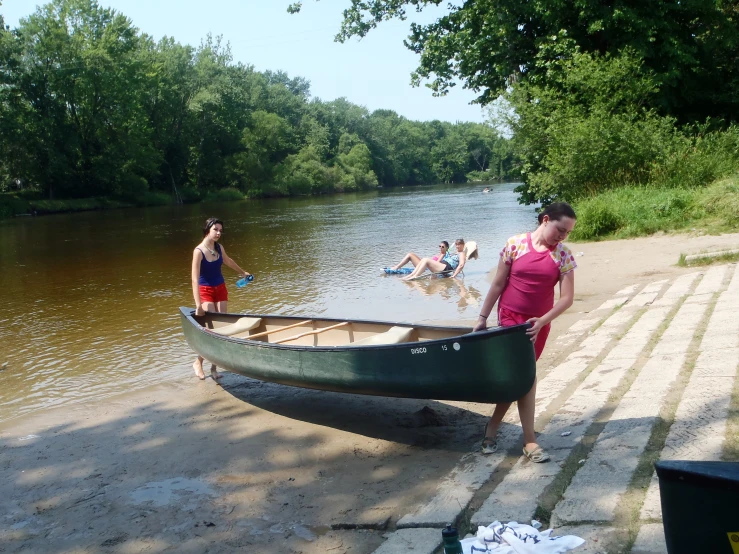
[116,174,149,202]
[569,198,625,240]
[649,126,739,189]
[137,191,172,206]
[509,49,739,205]
[203,188,245,202]
[695,176,739,227]
[570,186,702,239]
[0,193,29,219]
[179,186,202,204]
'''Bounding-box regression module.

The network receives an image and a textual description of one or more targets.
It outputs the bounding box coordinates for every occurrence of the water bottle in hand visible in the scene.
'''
[236,274,254,288]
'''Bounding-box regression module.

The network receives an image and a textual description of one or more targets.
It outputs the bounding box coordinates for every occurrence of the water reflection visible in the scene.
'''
[0,182,536,421]
[401,277,483,314]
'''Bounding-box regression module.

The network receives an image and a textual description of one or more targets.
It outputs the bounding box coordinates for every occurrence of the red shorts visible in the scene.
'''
[498,305,550,361]
[199,282,228,304]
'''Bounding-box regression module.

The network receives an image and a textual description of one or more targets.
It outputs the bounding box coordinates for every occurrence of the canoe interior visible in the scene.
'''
[196,312,471,347]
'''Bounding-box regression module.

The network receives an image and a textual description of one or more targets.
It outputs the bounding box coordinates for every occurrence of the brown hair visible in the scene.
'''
[203,217,223,237]
[537,202,576,224]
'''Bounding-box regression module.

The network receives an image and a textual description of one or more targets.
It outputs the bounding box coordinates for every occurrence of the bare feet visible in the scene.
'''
[210,364,223,382]
[193,359,205,380]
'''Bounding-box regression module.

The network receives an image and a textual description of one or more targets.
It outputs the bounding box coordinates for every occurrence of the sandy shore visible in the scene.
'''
[2,231,737,553]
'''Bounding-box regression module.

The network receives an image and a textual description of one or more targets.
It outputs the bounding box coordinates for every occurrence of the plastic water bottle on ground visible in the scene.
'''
[442,524,463,554]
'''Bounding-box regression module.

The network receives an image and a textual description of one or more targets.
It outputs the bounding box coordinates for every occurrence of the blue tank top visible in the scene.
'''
[442,251,460,269]
[198,243,225,286]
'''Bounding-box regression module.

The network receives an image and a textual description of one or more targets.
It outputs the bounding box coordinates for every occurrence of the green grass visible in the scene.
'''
[0,193,29,219]
[677,251,739,267]
[570,174,739,241]
[0,190,180,219]
[202,187,245,203]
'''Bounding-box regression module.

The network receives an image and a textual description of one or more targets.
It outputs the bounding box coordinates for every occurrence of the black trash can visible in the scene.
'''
[655,460,739,554]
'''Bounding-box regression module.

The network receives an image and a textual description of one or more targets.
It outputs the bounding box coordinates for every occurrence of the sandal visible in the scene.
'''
[481,436,498,455]
[522,445,550,463]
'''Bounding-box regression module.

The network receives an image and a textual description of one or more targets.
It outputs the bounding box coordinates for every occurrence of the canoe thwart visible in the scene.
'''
[211,317,262,336]
[273,321,351,345]
[348,326,414,346]
[246,319,313,341]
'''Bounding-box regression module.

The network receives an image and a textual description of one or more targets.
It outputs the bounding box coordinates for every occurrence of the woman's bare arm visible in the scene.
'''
[472,258,511,331]
[451,251,466,278]
[192,248,204,314]
[525,271,575,340]
[220,245,249,277]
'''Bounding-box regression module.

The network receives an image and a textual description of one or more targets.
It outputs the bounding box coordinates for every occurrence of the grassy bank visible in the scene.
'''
[0,190,181,220]
[0,185,338,220]
[570,175,739,241]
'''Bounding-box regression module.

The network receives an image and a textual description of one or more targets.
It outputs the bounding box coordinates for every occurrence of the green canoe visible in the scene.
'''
[179,307,536,403]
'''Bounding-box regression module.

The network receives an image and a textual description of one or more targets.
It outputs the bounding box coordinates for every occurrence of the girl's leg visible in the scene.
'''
[392,252,421,270]
[193,301,216,379]
[208,300,228,380]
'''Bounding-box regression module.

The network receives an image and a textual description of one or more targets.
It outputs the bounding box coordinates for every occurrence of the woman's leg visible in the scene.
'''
[403,258,449,279]
[484,402,512,439]
[520,327,550,449]
[518,378,538,448]
[193,301,216,379]
[392,252,421,270]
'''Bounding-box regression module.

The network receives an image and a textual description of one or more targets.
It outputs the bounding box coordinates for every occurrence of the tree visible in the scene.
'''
[292,0,739,123]
[508,49,681,203]
[6,0,160,198]
[227,110,297,191]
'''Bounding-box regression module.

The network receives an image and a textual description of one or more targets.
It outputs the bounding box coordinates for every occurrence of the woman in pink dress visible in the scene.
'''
[472,203,577,463]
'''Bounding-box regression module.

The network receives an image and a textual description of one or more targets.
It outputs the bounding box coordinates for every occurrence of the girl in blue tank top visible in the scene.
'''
[191,217,251,381]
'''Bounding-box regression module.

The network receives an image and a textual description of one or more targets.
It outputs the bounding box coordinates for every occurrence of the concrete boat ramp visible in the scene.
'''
[375,263,739,554]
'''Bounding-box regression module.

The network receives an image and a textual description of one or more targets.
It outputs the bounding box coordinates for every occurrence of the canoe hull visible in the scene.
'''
[179,308,536,403]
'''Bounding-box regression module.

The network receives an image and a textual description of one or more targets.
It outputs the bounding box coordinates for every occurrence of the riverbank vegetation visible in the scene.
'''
[0,0,517,218]
[309,0,739,239]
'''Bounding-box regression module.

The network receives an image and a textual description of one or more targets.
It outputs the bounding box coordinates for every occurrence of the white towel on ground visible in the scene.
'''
[462,521,585,554]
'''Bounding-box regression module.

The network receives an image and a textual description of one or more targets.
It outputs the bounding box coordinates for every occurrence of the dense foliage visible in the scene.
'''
[0,0,516,203]
[508,48,739,204]
[298,0,739,210]
[317,0,739,123]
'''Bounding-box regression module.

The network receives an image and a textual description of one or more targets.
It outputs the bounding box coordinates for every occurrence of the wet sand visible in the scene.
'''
[2,231,738,553]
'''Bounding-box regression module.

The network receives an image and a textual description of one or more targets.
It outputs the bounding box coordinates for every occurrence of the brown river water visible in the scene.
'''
[0,182,535,422]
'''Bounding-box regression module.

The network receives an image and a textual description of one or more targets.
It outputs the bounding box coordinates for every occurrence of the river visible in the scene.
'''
[0,182,536,422]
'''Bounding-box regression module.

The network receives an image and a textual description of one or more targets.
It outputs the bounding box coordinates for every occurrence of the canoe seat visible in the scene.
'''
[348,326,414,346]
[211,317,263,336]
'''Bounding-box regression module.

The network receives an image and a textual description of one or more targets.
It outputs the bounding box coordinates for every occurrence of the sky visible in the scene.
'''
[2,0,489,123]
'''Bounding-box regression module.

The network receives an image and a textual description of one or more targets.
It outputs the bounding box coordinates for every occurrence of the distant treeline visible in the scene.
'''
[0,0,516,204]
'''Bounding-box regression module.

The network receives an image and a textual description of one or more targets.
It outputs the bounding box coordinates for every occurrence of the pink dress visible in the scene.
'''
[498,233,577,359]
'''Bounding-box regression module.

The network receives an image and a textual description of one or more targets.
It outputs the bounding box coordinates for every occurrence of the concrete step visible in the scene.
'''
[639,264,739,523]
[551,272,711,525]
[395,282,651,529]
[471,291,675,525]
[372,265,739,554]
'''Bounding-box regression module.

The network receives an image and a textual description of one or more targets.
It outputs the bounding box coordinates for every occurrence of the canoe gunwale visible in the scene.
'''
[179,306,529,352]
